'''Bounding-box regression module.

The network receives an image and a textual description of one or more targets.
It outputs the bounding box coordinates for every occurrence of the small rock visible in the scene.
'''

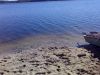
[58,66,60,68]
[48,47,58,50]
[0,72,4,75]
[55,53,65,57]
[35,72,46,75]
[18,70,23,73]
[47,71,51,74]
[29,60,39,63]
[77,54,86,57]
[30,69,33,71]
[57,68,61,72]
[23,64,26,67]
[77,69,88,74]
[67,73,71,75]
[44,62,51,66]
[1,60,7,62]
[4,70,9,73]
[3,56,11,59]
[18,58,24,62]
[59,46,68,49]
[31,63,40,67]
[13,71,17,73]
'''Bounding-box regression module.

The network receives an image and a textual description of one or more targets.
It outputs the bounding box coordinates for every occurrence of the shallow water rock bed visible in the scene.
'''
[0,46,99,75]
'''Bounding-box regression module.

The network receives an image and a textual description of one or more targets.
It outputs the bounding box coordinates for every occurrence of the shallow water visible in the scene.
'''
[0,0,100,42]
[0,0,100,53]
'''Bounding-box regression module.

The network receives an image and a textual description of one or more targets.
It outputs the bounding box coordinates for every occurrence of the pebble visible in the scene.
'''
[77,54,86,57]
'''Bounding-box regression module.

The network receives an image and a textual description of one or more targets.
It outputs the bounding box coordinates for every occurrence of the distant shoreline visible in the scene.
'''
[0,0,72,3]
[0,1,34,3]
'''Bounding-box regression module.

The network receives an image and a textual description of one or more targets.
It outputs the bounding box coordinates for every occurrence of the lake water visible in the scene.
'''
[0,0,100,53]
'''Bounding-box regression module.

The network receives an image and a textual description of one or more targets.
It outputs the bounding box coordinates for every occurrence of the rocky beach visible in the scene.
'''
[0,46,99,75]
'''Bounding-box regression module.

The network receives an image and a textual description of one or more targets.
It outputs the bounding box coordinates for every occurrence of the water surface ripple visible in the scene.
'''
[0,0,100,42]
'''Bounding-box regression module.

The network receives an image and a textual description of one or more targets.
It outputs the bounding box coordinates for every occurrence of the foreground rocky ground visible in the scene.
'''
[0,46,99,75]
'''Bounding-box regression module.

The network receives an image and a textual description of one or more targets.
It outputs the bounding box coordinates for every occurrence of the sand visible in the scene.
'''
[0,46,99,75]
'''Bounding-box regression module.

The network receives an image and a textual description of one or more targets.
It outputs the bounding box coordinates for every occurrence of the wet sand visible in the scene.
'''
[0,46,99,75]
[0,34,85,54]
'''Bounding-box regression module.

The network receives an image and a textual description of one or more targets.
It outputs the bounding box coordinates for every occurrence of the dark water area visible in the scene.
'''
[0,0,100,53]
